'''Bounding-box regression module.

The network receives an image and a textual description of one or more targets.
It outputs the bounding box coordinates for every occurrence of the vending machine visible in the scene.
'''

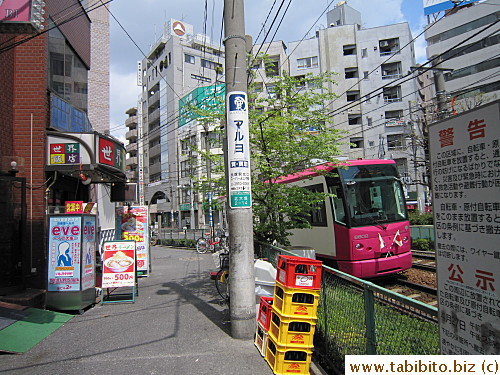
[46,214,97,312]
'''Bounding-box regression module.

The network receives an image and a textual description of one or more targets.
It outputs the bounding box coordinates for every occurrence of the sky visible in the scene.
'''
[107,0,428,141]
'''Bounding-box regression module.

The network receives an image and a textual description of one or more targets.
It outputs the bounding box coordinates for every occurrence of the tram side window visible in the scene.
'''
[304,184,327,227]
[330,185,346,225]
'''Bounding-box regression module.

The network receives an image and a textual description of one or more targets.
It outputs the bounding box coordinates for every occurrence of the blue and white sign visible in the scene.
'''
[423,0,480,15]
[226,91,252,208]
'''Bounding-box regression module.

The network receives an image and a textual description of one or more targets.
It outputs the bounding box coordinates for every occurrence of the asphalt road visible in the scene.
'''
[0,247,274,375]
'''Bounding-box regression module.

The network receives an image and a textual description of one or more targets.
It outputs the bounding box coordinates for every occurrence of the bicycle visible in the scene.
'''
[213,251,230,302]
[195,230,228,254]
[150,230,159,246]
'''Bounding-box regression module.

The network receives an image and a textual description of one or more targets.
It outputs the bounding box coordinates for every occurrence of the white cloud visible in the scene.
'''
[110,70,141,140]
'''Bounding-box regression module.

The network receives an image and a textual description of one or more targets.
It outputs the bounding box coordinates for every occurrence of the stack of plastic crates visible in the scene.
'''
[264,255,323,375]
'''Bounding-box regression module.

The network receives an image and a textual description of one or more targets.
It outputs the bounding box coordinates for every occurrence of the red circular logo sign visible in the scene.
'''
[172,21,186,36]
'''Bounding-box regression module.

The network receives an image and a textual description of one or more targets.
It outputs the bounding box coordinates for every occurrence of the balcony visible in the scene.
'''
[149,162,161,176]
[149,143,161,158]
[125,115,137,128]
[126,142,138,153]
[125,156,138,167]
[148,91,160,105]
[148,108,160,124]
[126,128,137,140]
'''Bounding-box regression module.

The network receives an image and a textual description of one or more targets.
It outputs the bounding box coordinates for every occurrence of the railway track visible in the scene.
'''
[412,250,437,272]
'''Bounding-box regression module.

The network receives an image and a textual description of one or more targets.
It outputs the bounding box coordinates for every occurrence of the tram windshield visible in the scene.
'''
[332,164,407,227]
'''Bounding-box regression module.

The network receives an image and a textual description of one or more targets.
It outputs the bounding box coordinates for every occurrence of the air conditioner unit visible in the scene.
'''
[380,41,389,47]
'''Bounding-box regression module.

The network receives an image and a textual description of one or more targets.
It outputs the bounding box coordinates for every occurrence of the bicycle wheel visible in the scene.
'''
[215,269,230,301]
[195,238,209,254]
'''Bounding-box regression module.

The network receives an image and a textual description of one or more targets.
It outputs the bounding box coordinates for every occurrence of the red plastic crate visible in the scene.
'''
[257,296,273,330]
[276,255,323,290]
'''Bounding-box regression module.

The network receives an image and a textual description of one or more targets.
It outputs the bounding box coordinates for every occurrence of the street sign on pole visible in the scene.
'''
[226,91,252,209]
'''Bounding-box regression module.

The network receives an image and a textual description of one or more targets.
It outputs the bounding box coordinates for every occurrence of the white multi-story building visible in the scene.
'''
[288,3,424,204]
[138,20,224,229]
[424,0,500,113]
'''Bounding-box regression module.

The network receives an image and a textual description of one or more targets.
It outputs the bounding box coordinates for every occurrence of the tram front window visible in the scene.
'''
[339,165,407,227]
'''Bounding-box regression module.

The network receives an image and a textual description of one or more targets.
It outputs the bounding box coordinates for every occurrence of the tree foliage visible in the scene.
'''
[188,63,345,245]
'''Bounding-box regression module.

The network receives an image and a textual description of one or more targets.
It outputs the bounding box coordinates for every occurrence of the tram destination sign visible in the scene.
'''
[429,100,500,355]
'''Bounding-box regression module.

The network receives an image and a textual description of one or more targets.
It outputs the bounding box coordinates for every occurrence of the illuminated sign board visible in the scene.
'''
[423,0,481,15]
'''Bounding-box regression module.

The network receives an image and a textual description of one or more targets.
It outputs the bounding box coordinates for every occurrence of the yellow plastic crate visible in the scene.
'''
[273,281,320,319]
[265,335,312,375]
[268,308,316,348]
[254,321,268,357]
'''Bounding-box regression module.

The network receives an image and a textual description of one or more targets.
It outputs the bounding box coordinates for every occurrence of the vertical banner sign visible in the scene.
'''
[48,215,82,292]
[429,101,500,355]
[101,241,136,288]
[226,91,252,208]
[116,206,149,273]
[81,215,96,290]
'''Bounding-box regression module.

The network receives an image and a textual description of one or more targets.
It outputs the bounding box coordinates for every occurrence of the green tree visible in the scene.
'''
[186,68,344,245]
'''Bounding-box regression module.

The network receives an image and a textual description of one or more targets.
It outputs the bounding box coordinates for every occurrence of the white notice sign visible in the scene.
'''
[429,100,500,355]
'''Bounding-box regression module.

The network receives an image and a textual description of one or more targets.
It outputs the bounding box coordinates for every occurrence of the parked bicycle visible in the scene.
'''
[195,230,228,254]
[213,251,230,302]
[150,229,159,246]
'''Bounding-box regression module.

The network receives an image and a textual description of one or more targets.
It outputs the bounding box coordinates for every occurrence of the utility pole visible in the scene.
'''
[223,0,256,339]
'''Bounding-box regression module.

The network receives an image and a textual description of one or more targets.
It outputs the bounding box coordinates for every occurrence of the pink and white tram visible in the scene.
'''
[276,159,412,278]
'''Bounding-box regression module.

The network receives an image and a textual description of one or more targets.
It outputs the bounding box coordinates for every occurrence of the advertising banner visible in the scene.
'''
[226,91,252,208]
[81,215,96,290]
[429,101,500,355]
[116,206,149,274]
[101,241,136,288]
[48,215,82,292]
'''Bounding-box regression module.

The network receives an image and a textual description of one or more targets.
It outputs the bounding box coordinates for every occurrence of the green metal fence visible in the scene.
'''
[254,242,440,374]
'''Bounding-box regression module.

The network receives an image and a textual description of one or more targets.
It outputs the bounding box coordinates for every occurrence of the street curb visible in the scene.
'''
[311,359,330,375]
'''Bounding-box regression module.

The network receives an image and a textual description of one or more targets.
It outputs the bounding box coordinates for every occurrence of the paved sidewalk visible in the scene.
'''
[0,247,274,375]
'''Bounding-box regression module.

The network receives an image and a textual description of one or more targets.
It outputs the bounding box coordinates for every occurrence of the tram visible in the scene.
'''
[276,159,412,278]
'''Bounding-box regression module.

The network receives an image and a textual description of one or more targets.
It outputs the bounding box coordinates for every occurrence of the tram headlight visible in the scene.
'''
[403,236,409,242]
[355,243,364,250]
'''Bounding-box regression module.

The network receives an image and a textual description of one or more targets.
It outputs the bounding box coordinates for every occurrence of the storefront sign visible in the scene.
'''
[65,201,84,214]
[116,206,149,274]
[429,101,500,355]
[226,91,252,208]
[0,0,31,22]
[47,215,82,292]
[423,0,480,15]
[101,241,136,288]
[98,136,125,171]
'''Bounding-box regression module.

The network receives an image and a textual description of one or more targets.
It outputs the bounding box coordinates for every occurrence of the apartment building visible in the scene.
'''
[289,3,424,203]
[424,0,500,113]
[138,20,224,229]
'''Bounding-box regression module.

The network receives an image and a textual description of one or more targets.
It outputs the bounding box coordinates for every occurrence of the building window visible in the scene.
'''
[191,74,211,83]
[185,54,195,64]
[297,56,318,69]
[350,137,364,149]
[361,48,367,57]
[348,114,361,125]
[265,57,280,77]
[367,117,372,126]
[379,38,400,56]
[385,110,404,126]
[394,158,408,177]
[387,134,405,150]
[381,62,402,80]
[201,58,223,72]
[444,56,500,81]
[346,90,360,102]
[363,71,369,79]
[344,67,358,79]
[343,44,356,55]
[383,86,402,103]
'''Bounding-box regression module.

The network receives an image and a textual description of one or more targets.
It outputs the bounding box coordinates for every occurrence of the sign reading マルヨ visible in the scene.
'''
[226,91,252,208]
[429,100,500,355]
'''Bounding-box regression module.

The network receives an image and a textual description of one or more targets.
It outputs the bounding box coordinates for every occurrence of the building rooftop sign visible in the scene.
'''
[423,0,481,15]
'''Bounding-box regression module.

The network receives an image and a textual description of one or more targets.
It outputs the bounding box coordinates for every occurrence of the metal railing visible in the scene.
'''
[254,242,439,374]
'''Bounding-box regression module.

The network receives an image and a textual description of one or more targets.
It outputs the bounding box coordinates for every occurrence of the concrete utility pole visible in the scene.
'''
[223,0,256,339]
